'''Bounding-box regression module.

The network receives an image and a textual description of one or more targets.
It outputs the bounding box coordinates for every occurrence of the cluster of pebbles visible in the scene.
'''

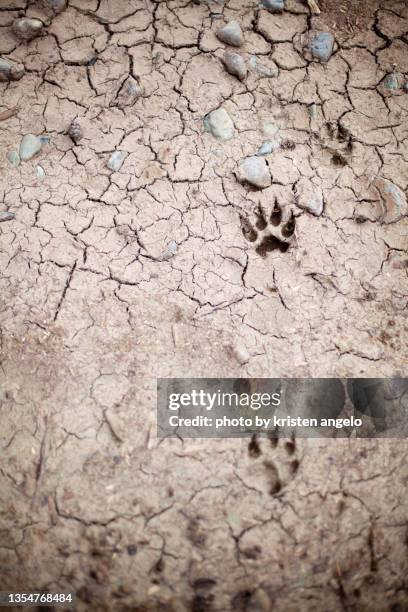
[208,8,337,192]
[1,1,408,222]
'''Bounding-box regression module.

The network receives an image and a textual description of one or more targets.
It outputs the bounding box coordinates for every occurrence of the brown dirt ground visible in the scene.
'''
[1,0,408,611]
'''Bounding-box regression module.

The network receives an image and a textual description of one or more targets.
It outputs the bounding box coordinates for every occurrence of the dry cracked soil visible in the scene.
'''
[1,0,408,611]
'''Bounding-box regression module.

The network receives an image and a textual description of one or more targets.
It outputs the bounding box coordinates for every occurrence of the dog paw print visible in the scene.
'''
[238,434,300,497]
[240,200,295,257]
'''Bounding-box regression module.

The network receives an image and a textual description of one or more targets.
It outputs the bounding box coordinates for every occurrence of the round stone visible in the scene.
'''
[203,108,235,140]
[237,156,271,189]
[12,17,44,42]
[0,59,24,82]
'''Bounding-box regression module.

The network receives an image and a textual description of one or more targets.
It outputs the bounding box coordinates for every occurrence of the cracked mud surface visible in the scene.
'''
[1,1,408,610]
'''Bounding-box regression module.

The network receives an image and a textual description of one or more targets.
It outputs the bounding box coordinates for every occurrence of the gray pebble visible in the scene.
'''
[7,150,20,167]
[0,58,24,82]
[222,51,247,80]
[261,0,284,12]
[216,21,244,47]
[116,76,142,108]
[12,17,43,42]
[203,107,235,140]
[249,56,278,78]
[0,211,15,223]
[45,0,67,13]
[107,151,128,172]
[39,135,51,145]
[35,165,45,178]
[19,134,42,161]
[257,141,279,156]
[238,156,271,189]
[295,179,324,216]
[310,32,334,62]
[383,73,399,91]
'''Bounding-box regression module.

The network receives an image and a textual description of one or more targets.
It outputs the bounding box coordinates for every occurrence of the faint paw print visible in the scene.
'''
[240,199,296,256]
[238,433,300,497]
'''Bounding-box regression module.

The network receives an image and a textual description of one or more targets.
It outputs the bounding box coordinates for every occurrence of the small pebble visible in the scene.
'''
[222,51,247,80]
[116,76,142,108]
[216,21,244,47]
[12,17,43,42]
[0,211,15,223]
[310,32,334,62]
[107,151,128,172]
[7,150,20,167]
[383,73,399,91]
[295,179,324,216]
[237,156,271,189]
[68,120,83,143]
[257,141,279,156]
[203,107,235,140]
[0,58,24,82]
[372,178,407,224]
[234,345,250,364]
[19,134,42,161]
[261,0,284,12]
[308,103,317,118]
[247,588,272,612]
[249,56,278,78]
[39,135,51,145]
[35,165,45,179]
[45,0,67,13]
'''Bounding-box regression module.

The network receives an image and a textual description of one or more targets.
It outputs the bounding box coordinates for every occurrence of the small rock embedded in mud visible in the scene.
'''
[68,120,83,143]
[222,51,247,80]
[237,156,271,189]
[381,73,399,94]
[233,345,250,364]
[372,178,407,224]
[35,165,45,179]
[310,32,334,62]
[384,74,398,89]
[261,0,285,12]
[107,151,128,172]
[19,134,42,161]
[0,211,15,223]
[249,56,278,78]
[12,17,44,42]
[295,178,324,216]
[247,588,272,612]
[216,21,244,47]
[7,150,20,167]
[45,0,67,13]
[257,141,279,156]
[0,58,24,82]
[116,76,142,108]
[203,107,235,140]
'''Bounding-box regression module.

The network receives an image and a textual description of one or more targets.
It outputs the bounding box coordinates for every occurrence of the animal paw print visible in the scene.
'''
[320,120,354,167]
[238,434,300,497]
[240,199,295,257]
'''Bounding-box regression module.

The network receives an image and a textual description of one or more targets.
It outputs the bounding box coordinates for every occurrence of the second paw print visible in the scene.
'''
[240,199,296,257]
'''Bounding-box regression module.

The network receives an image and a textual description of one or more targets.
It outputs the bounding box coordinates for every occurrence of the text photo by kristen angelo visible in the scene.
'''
[157,378,408,439]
